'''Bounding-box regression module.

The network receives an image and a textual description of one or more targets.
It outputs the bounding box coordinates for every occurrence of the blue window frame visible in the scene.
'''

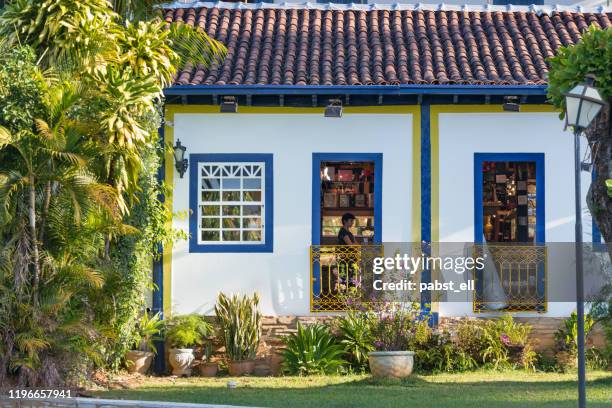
[474,153,545,244]
[189,153,273,253]
[474,153,546,312]
[311,153,383,244]
[311,153,383,311]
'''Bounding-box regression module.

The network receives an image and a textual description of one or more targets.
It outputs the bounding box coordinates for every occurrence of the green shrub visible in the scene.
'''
[586,347,610,370]
[281,323,347,375]
[485,315,536,370]
[410,320,477,373]
[454,315,536,370]
[455,319,488,363]
[165,314,211,349]
[554,311,599,371]
[133,312,163,353]
[215,292,262,361]
[555,311,595,354]
[335,312,374,372]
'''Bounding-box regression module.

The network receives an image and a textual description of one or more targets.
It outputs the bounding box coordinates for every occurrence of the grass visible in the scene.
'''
[92,370,612,408]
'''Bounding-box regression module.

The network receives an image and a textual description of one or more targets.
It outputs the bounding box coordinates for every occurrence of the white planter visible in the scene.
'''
[169,348,195,376]
[368,351,415,379]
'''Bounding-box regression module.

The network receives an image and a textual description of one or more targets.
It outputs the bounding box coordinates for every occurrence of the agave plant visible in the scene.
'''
[281,323,346,376]
[214,292,261,362]
[336,312,374,371]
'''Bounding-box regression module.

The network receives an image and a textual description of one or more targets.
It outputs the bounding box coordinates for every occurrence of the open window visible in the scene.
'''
[474,153,546,313]
[311,153,382,312]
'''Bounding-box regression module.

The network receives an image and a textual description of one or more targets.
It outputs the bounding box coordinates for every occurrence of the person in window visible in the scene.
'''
[334,212,360,294]
[338,212,357,245]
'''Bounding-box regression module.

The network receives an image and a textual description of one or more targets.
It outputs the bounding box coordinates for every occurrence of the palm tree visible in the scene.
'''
[0,78,128,385]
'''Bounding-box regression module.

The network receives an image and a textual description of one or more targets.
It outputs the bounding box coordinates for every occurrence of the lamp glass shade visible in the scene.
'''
[565,83,605,130]
[173,142,186,163]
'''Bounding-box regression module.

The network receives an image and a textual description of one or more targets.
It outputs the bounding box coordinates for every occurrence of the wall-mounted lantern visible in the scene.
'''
[173,139,188,178]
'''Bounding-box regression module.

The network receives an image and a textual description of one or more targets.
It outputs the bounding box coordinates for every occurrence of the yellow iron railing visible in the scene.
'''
[473,245,547,313]
[310,245,383,312]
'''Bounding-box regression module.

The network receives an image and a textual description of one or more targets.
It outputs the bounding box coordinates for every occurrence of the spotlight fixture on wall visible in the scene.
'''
[173,139,188,178]
[580,161,592,172]
[220,96,238,113]
[502,96,520,112]
[324,99,343,118]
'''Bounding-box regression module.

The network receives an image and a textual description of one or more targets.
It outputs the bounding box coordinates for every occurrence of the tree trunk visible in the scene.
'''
[585,101,612,261]
[28,175,41,306]
[38,181,52,243]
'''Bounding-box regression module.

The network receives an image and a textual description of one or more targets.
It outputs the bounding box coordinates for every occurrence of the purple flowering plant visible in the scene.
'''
[345,294,421,352]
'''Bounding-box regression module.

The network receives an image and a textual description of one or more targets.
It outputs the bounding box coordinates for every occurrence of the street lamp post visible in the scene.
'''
[563,75,606,408]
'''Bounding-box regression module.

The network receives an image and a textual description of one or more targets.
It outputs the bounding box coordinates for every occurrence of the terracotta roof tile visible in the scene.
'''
[166,3,611,87]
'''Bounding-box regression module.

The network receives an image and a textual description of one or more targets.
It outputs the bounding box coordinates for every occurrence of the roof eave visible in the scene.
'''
[164,84,548,97]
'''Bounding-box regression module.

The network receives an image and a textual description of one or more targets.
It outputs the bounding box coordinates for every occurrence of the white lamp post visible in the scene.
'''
[563,75,606,408]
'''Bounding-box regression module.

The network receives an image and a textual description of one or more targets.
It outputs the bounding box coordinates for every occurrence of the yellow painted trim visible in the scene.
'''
[163,110,175,317]
[411,107,421,243]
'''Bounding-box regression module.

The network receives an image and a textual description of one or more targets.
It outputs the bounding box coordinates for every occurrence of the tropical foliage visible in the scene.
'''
[555,311,596,355]
[132,312,163,353]
[0,0,224,385]
[215,293,262,362]
[335,312,374,372]
[548,26,612,258]
[165,314,212,349]
[409,319,477,373]
[281,323,346,376]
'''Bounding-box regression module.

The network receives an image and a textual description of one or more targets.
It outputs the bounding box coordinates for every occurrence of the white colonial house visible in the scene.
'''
[153,2,610,340]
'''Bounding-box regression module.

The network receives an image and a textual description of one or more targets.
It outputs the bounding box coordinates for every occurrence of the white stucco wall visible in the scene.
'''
[170,112,415,316]
[437,111,594,317]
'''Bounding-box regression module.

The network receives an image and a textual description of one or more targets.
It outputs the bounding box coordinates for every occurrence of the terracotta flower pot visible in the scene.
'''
[169,348,195,376]
[126,350,154,374]
[269,351,284,376]
[368,351,415,379]
[199,362,219,377]
[227,360,255,376]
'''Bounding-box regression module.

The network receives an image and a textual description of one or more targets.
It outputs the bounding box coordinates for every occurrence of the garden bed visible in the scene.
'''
[92,371,612,408]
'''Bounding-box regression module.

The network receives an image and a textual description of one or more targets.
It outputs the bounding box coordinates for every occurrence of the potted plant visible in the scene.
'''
[126,312,163,374]
[198,344,219,377]
[165,314,212,376]
[365,299,417,379]
[215,292,262,376]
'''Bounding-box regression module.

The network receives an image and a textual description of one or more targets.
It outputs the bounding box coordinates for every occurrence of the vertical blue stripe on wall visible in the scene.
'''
[420,102,433,321]
[152,119,165,316]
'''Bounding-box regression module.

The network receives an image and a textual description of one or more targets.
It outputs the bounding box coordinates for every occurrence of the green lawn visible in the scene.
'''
[93,371,612,408]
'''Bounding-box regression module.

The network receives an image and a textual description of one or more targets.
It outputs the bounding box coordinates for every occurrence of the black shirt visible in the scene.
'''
[337,227,356,245]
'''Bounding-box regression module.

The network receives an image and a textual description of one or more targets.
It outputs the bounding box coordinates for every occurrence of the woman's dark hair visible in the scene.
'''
[341,213,356,224]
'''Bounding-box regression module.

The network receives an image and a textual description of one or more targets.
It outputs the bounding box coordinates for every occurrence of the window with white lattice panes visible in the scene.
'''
[198,162,265,244]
